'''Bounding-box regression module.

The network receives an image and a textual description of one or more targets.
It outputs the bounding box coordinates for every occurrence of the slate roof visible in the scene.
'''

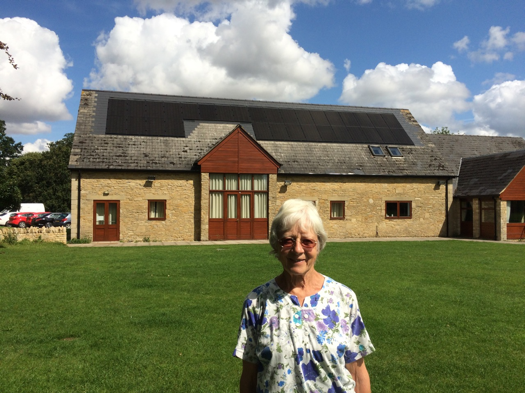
[69,89,457,177]
[455,149,525,197]
[425,134,525,175]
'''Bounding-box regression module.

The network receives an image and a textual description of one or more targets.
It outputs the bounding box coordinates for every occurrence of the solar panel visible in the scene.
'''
[248,107,268,122]
[354,113,374,128]
[104,98,414,145]
[311,111,330,126]
[301,124,322,141]
[252,122,272,140]
[279,109,299,124]
[325,111,345,127]
[199,105,218,120]
[265,108,283,123]
[295,110,315,125]
[368,113,388,128]
[338,112,360,127]
[286,124,305,140]
[383,113,403,128]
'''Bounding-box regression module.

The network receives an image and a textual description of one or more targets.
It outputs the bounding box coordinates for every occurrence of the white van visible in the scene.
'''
[0,203,46,226]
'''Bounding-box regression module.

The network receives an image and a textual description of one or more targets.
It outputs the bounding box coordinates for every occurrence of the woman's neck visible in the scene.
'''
[275,269,324,305]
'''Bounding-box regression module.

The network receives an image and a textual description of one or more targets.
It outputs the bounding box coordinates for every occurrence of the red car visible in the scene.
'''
[6,212,39,228]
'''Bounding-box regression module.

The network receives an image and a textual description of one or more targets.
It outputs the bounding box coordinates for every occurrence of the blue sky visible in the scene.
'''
[1,0,524,152]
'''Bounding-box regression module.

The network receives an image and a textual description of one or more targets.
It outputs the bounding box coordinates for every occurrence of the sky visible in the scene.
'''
[1,0,524,153]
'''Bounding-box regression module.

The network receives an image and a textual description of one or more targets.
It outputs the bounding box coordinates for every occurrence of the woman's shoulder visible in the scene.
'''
[322,275,358,301]
[245,278,278,301]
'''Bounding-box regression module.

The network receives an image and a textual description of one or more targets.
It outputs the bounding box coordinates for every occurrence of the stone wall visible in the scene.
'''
[71,171,200,242]
[274,175,452,238]
[0,227,67,244]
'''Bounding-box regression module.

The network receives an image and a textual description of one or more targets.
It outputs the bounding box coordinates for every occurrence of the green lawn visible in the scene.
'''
[0,241,524,392]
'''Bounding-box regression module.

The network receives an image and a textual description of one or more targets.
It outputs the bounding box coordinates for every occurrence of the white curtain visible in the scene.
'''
[227,194,237,218]
[96,204,105,225]
[254,193,267,218]
[149,201,165,218]
[240,175,252,190]
[226,174,238,190]
[210,174,223,190]
[254,175,268,191]
[108,203,117,225]
[507,201,511,223]
[241,195,250,218]
[331,202,343,218]
[210,193,223,218]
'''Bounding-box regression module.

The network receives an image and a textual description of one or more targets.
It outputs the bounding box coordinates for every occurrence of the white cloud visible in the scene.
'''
[453,36,469,52]
[471,80,525,137]
[85,2,334,102]
[482,72,515,86]
[459,26,525,63]
[5,121,52,135]
[23,139,51,153]
[0,18,73,132]
[344,59,351,72]
[405,0,440,10]
[340,61,470,126]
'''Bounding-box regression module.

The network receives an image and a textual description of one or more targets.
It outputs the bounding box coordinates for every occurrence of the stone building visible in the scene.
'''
[68,89,525,242]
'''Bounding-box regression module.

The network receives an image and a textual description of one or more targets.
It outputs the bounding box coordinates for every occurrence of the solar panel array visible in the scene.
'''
[106,98,414,145]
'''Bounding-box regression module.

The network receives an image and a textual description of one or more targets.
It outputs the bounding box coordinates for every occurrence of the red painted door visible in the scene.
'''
[93,201,120,241]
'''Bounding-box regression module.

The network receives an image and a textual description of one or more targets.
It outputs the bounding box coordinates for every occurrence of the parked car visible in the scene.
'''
[0,203,46,226]
[33,212,65,228]
[6,212,39,228]
[30,212,52,227]
[52,213,71,229]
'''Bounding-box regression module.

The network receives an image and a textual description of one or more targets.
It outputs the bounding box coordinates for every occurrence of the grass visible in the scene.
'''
[0,241,524,392]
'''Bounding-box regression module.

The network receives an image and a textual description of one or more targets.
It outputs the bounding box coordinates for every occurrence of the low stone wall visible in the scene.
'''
[0,227,67,244]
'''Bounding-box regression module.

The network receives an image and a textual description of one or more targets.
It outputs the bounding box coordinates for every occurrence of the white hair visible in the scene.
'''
[269,199,328,254]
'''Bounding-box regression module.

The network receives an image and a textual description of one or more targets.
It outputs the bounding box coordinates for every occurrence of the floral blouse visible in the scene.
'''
[233,276,375,393]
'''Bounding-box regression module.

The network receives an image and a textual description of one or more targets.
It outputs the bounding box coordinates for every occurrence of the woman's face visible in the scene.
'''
[277,224,319,278]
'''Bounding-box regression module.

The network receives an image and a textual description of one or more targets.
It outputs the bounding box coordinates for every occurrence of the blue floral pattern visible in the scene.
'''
[233,276,375,393]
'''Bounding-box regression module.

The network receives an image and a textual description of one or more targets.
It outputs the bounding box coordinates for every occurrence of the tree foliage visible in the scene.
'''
[0,40,19,101]
[3,133,74,212]
[0,120,23,210]
[431,126,453,135]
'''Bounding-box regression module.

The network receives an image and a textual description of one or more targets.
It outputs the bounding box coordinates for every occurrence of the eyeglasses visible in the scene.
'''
[279,237,317,251]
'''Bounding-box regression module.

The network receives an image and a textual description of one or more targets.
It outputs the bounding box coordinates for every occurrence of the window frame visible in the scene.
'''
[369,145,385,156]
[148,200,166,221]
[330,201,345,220]
[386,146,403,157]
[385,201,412,219]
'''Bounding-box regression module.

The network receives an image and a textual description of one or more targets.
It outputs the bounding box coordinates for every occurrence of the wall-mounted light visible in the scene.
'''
[284,180,292,186]
[103,190,110,196]
[435,180,446,188]
[147,175,156,182]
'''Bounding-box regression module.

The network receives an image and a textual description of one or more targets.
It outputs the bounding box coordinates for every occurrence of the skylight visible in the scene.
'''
[387,146,403,157]
[369,145,385,156]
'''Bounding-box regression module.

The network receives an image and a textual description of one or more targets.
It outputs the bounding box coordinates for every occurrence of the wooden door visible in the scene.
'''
[479,199,495,240]
[224,193,239,240]
[93,201,120,241]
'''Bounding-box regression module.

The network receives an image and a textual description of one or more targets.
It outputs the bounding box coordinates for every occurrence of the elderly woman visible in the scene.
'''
[233,199,375,393]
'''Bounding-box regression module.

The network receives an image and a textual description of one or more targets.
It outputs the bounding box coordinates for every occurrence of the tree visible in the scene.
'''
[0,120,23,209]
[431,126,453,135]
[0,40,19,101]
[5,133,74,212]
[39,133,74,211]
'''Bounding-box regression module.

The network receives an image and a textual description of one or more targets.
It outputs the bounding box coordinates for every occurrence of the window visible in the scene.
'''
[481,199,494,223]
[209,174,269,219]
[369,145,385,156]
[148,200,166,220]
[385,201,412,219]
[507,201,525,223]
[387,146,403,157]
[330,201,345,220]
